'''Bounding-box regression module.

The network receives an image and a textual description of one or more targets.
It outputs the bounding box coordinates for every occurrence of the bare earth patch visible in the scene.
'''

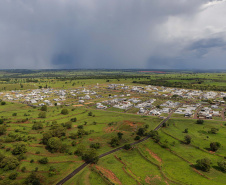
[146,148,162,164]
[95,165,122,185]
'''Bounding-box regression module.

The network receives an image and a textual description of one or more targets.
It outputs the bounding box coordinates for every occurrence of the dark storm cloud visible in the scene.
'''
[0,0,225,69]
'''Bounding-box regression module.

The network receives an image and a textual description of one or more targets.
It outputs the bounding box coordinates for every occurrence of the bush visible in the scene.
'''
[90,143,100,149]
[41,105,47,111]
[61,109,69,115]
[210,142,221,152]
[124,144,131,150]
[209,128,219,134]
[38,157,48,164]
[0,156,19,171]
[110,137,119,147]
[24,172,41,185]
[70,117,77,122]
[196,120,204,124]
[12,144,27,155]
[32,122,43,130]
[38,112,46,118]
[30,159,34,163]
[134,135,140,140]
[21,166,26,172]
[12,113,17,117]
[64,121,72,129]
[196,158,211,172]
[184,135,192,144]
[218,161,226,172]
[8,172,18,180]
[1,102,6,105]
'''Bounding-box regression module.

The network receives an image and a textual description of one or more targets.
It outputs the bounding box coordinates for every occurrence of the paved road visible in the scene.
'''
[56,106,180,185]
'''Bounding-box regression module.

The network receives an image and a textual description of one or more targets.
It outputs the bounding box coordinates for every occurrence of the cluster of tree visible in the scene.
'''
[75,145,99,163]
[136,124,149,137]
[109,132,124,147]
[149,130,161,143]
[0,153,19,171]
[46,137,68,153]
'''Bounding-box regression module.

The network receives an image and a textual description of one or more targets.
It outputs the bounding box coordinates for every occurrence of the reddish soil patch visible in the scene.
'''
[95,165,122,185]
[73,104,84,107]
[145,175,162,184]
[104,126,115,133]
[89,138,94,141]
[146,148,162,163]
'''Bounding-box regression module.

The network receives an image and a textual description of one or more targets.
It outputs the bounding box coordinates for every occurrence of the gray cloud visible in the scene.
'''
[0,0,225,69]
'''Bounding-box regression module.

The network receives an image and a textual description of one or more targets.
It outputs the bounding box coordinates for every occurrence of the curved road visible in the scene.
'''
[56,106,180,185]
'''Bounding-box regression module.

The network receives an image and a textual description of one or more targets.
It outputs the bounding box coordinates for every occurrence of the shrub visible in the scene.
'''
[196,120,204,124]
[70,117,77,122]
[210,142,221,152]
[134,135,140,140]
[218,161,226,172]
[196,158,211,172]
[21,166,26,172]
[61,109,69,115]
[0,156,19,171]
[38,112,46,118]
[38,157,48,164]
[8,172,18,180]
[124,144,131,150]
[12,144,27,155]
[184,135,192,144]
[41,105,47,111]
[32,122,43,130]
[90,143,100,149]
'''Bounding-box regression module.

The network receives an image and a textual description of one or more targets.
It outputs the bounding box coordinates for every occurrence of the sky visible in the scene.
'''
[0,0,226,69]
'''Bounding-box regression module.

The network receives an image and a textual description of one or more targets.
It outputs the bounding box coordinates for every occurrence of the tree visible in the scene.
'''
[88,111,93,116]
[82,148,99,163]
[32,122,43,130]
[74,144,86,156]
[134,136,140,140]
[41,105,47,111]
[0,119,4,124]
[184,135,192,144]
[61,109,69,115]
[38,112,46,118]
[149,130,158,138]
[124,144,131,150]
[210,142,221,152]
[64,121,72,129]
[196,120,204,124]
[184,128,188,133]
[0,125,6,135]
[8,172,18,180]
[24,172,41,185]
[117,132,123,140]
[137,128,145,136]
[110,137,119,147]
[70,117,77,122]
[47,137,62,152]
[0,156,19,171]
[90,143,100,149]
[196,158,211,172]
[38,157,48,164]
[209,128,219,134]
[218,161,226,172]
[12,143,27,155]
[1,101,6,105]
